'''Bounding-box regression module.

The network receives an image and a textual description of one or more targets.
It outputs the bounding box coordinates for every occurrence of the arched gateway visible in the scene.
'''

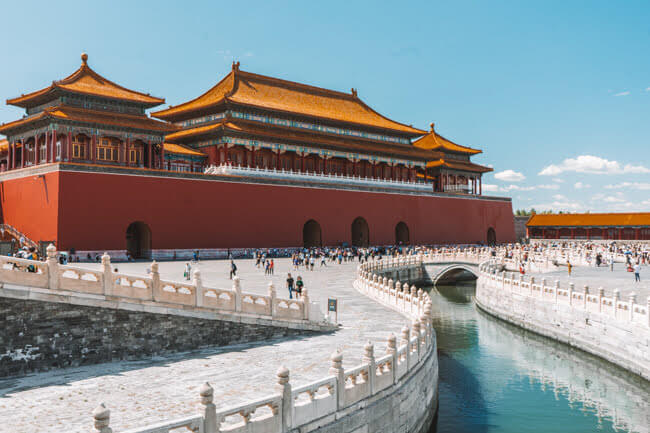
[395,222,409,244]
[126,222,152,259]
[487,227,496,245]
[303,220,322,248]
[351,217,370,247]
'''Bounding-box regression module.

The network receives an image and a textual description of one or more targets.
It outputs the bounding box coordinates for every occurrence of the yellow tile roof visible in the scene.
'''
[0,105,176,135]
[152,65,425,136]
[163,142,206,157]
[527,213,650,227]
[7,54,164,108]
[0,138,7,152]
[413,124,482,155]
[425,158,492,173]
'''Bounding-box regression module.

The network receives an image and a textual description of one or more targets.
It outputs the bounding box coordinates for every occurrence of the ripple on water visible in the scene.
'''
[428,282,650,433]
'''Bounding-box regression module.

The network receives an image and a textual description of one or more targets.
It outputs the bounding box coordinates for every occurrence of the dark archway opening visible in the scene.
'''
[395,221,409,245]
[351,217,370,247]
[487,227,496,246]
[303,219,322,248]
[126,221,152,259]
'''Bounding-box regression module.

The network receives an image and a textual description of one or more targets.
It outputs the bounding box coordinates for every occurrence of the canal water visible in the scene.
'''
[428,281,650,433]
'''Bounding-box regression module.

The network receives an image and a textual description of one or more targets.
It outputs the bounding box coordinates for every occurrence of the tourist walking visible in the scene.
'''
[184,262,192,281]
[295,276,304,299]
[270,259,275,275]
[567,261,572,276]
[229,260,237,279]
[634,262,641,282]
[286,273,294,299]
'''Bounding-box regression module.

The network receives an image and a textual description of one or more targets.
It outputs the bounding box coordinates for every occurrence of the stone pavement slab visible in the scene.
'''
[0,258,412,433]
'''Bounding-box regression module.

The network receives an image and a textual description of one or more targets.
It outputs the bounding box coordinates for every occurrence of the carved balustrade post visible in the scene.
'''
[193,269,203,307]
[613,289,620,319]
[200,383,217,433]
[92,403,112,433]
[541,278,547,298]
[363,341,376,395]
[386,333,398,384]
[647,297,650,327]
[583,285,589,309]
[329,350,345,409]
[400,325,411,369]
[598,287,604,313]
[151,261,161,302]
[628,293,636,321]
[276,367,292,431]
[233,276,242,312]
[45,243,59,290]
[268,282,277,316]
[568,283,574,306]
[411,320,421,362]
[99,252,113,296]
[302,288,310,320]
[410,285,417,314]
[554,281,559,303]
[529,277,535,296]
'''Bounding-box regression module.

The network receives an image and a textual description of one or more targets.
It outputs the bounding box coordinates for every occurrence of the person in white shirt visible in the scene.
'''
[634,263,641,282]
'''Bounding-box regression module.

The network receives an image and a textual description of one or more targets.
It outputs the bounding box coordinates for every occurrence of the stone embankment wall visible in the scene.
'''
[0,296,318,378]
[475,263,650,381]
[0,246,333,377]
[88,255,438,433]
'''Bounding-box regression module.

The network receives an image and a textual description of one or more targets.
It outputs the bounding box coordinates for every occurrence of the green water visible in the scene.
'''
[428,282,650,433]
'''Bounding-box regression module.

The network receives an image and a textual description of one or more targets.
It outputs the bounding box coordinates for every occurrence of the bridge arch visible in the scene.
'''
[432,264,478,285]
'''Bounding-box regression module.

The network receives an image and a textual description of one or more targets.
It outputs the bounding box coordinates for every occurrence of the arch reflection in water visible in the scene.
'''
[428,282,650,433]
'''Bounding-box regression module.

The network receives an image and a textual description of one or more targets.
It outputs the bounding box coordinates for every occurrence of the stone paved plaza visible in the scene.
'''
[536,263,650,300]
[0,258,411,433]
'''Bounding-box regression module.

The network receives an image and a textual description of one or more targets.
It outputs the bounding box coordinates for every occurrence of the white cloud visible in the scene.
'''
[552,178,564,183]
[494,169,525,182]
[539,155,650,176]
[603,196,625,203]
[614,91,630,96]
[574,182,590,189]
[530,200,585,212]
[646,87,650,92]
[604,182,650,190]
[538,184,560,190]
[552,194,567,201]
[482,184,500,192]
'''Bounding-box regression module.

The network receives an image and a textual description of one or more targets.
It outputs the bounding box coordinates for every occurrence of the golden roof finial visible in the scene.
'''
[429,122,435,132]
[81,53,88,65]
[351,88,357,97]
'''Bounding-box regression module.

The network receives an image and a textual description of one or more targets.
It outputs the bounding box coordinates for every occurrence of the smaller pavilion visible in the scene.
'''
[527,212,650,241]
[413,123,492,194]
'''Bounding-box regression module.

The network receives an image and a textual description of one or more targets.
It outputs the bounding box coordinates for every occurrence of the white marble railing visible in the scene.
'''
[0,245,324,326]
[205,163,433,192]
[478,262,650,328]
[89,251,435,433]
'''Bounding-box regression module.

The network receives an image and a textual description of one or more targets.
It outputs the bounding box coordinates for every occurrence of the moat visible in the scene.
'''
[429,282,650,433]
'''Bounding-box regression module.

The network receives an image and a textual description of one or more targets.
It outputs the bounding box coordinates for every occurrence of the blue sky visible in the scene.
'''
[1,0,649,213]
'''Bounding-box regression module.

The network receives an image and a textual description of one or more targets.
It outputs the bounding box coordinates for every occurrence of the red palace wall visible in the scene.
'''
[1,169,515,251]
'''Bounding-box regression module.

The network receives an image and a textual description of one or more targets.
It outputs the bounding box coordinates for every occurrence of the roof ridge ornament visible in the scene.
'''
[429,122,435,132]
[351,88,358,97]
[81,53,88,65]
[232,60,240,72]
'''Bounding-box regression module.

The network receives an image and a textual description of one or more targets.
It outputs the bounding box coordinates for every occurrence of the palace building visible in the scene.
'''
[0,55,514,258]
[527,213,650,241]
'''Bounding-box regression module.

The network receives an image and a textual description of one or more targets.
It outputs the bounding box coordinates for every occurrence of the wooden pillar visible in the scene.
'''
[91,135,96,163]
[276,150,281,170]
[67,132,72,161]
[21,139,25,168]
[618,228,622,239]
[125,138,130,167]
[8,141,13,170]
[251,146,256,168]
[586,228,590,240]
[161,143,166,170]
[33,135,38,165]
[479,177,482,195]
[148,141,152,168]
[635,228,639,240]
[570,228,575,239]
[301,154,306,173]
[52,130,58,161]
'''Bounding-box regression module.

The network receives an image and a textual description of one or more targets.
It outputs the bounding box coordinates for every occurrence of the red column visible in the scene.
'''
[302,154,306,173]
[44,131,49,163]
[161,143,166,170]
[276,150,281,170]
[635,228,639,240]
[586,228,590,240]
[8,141,13,170]
[21,139,25,168]
[125,138,130,167]
[148,141,152,168]
[67,132,72,161]
[91,135,96,163]
[251,147,256,168]
[617,228,622,239]
[570,228,575,239]
[542,228,546,239]
[33,135,38,165]
[479,177,482,195]
[52,130,58,162]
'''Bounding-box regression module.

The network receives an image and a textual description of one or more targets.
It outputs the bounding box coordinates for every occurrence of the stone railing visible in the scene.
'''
[205,163,433,192]
[88,251,436,433]
[476,261,650,380]
[0,244,326,327]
